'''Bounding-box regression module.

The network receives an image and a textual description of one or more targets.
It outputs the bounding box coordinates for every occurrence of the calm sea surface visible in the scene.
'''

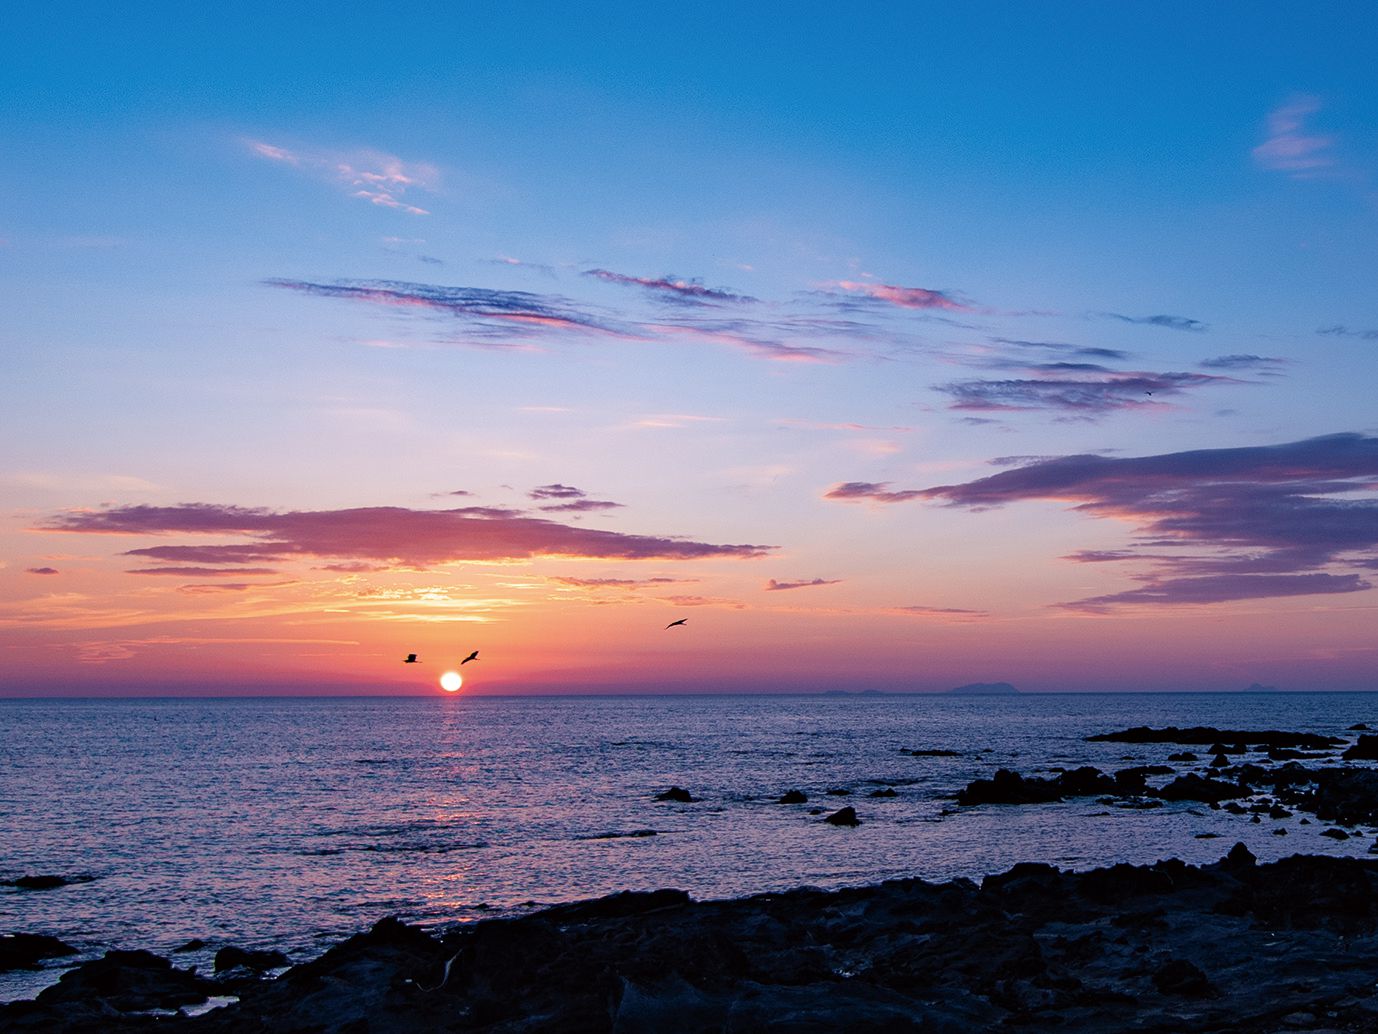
[4,692,1377,999]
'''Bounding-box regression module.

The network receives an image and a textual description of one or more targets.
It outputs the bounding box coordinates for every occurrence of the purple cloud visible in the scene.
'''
[1199,354,1287,371]
[1319,325,1378,341]
[1101,313,1208,332]
[25,566,60,575]
[538,499,624,513]
[44,502,773,567]
[1253,97,1336,176]
[824,482,927,504]
[529,484,587,500]
[127,566,281,577]
[584,268,756,305]
[936,370,1234,415]
[992,338,1132,362]
[893,605,989,619]
[764,577,842,591]
[918,433,1378,608]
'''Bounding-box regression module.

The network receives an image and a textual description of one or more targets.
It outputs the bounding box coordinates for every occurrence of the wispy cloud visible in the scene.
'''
[935,370,1235,416]
[892,605,989,620]
[44,502,774,567]
[917,432,1378,609]
[991,338,1132,362]
[1199,354,1288,372]
[127,566,281,577]
[527,483,623,513]
[764,577,841,591]
[25,566,59,575]
[1253,96,1336,176]
[246,139,440,214]
[584,268,756,305]
[1101,313,1207,332]
[824,482,927,504]
[1319,325,1378,341]
[825,280,972,312]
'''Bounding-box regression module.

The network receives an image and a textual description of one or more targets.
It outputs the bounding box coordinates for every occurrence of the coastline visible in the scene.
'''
[6,846,1378,1032]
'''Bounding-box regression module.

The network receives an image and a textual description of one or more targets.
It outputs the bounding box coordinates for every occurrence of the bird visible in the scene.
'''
[665,618,687,629]
[403,654,419,664]
[460,650,479,665]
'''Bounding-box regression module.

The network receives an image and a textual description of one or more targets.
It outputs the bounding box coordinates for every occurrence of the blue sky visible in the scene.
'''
[3,3,1377,693]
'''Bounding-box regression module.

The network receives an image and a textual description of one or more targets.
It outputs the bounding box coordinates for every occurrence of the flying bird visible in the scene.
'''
[403,654,419,664]
[460,650,479,665]
[665,619,687,629]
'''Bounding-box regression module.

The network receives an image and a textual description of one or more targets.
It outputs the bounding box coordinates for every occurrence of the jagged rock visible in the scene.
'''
[1168,751,1198,762]
[1153,958,1215,996]
[1089,726,1343,750]
[0,933,77,971]
[653,786,696,802]
[1350,723,1371,731]
[35,948,213,1012]
[777,789,807,804]
[1156,774,1249,803]
[1343,735,1378,760]
[824,806,860,826]
[825,787,851,796]
[173,938,207,952]
[1321,827,1350,840]
[868,787,897,798]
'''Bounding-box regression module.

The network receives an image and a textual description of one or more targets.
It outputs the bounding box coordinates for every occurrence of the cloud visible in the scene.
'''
[553,576,690,590]
[1319,325,1378,341]
[826,280,972,312]
[991,338,1132,362]
[1199,354,1288,372]
[538,499,624,513]
[127,566,281,577]
[584,268,756,305]
[892,605,989,620]
[264,278,632,341]
[1101,313,1207,332]
[247,139,439,214]
[764,577,842,591]
[529,484,586,500]
[917,432,1378,608]
[44,502,774,567]
[824,482,927,504]
[935,370,1235,415]
[25,566,60,575]
[1253,96,1336,176]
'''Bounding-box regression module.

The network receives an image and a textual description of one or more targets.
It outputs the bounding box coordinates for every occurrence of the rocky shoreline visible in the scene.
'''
[9,723,1378,1032]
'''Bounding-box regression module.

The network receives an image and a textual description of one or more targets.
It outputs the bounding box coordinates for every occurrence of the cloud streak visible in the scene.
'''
[936,370,1235,415]
[764,577,841,591]
[1253,97,1336,176]
[826,280,972,311]
[44,502,774,567]
[247,139,440,214]
[584,268,756,305]
[1101,313,1207,332]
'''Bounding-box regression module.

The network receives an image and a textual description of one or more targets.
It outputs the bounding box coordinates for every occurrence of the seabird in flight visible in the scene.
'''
[461,650,479,665]
[403,653,419,664]
[665,619,687,629]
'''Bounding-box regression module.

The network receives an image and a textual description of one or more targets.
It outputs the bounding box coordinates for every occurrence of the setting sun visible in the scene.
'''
[439,670,463,693]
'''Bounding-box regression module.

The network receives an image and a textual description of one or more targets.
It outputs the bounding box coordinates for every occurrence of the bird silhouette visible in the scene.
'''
[460,650,479,665]
[403,653,418,664]
[665,619,687,629]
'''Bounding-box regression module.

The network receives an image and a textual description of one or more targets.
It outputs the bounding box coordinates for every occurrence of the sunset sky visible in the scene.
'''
[3,4,1377,694]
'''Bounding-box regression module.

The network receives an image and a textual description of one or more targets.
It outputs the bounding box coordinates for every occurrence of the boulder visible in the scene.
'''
[653,786,697,803]
[0,933,77,972]
[1156,774,1249,803]
[36,948,213,1012]
[1343,735,1378,761]
[777,789,807,804]
[824,806,860,826]
[214,945,290,972]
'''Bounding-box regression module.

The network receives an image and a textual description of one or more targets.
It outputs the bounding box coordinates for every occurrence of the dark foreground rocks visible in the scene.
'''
[15,850,1378,1032]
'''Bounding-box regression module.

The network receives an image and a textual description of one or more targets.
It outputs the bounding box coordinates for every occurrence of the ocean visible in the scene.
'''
[3,691,1376,1001]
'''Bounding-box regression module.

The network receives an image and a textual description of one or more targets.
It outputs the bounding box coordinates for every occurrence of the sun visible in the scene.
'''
[439,670,463,693]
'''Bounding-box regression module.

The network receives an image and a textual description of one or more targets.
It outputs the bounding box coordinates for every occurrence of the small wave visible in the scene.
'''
[578,830,659,841]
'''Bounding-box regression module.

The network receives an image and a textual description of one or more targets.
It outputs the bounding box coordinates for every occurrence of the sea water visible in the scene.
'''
[3,691,1377,1000]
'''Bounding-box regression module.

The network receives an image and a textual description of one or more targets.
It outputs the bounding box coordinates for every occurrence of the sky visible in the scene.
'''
[3,3,1377,695]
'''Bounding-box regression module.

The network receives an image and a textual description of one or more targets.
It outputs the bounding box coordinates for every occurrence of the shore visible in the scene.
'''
[9,722,1378,1032]
[6,846,1378,1032]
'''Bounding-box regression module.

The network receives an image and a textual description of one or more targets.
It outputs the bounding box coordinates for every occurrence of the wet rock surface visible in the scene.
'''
[13,852,1378,1032]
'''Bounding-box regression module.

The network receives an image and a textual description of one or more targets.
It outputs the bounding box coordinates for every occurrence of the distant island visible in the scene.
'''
[946,682,1020,696]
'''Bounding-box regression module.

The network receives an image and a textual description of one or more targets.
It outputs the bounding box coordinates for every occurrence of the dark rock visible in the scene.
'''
[957,766,1118,806]
[1089,726,1343,750]
[36,948,213,1012]
[1152,958,1214,996]
[653,786,697,802]
[1210,752,1231,767]
[214,945,290,972]
[0,933,77,971]
[902,748,961,756]
[777,789,807,804]
[2,874,91,891]
[825,787,851,796]
[540,888,690,922]
[1343,735,1378,760]
[1350,723,1371,731]
[868,787,898,798]
[1224,843,1257,868]
[824,806,860,826]
[1156,774,1249,803]
[1168,751,1198,762]
[1321,827,1350,840]
[172,938,207,952]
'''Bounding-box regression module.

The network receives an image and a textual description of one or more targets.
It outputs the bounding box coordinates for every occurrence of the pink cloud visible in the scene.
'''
[45,502,774,566]
[1253,97,1336,176]
[830,280,971,311]
[25,566,60,575]
[764,577,841,591]
[246,139,439,214]
[824,482,926,504]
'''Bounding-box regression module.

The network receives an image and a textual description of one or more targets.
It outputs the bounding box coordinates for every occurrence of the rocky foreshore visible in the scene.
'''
[8,847,1378,1032]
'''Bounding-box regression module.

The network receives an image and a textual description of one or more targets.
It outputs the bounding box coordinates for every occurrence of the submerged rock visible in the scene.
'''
[0,933,77,972]
[2,874,92,891]
[653,786,697,803]
[777,789,807,804]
